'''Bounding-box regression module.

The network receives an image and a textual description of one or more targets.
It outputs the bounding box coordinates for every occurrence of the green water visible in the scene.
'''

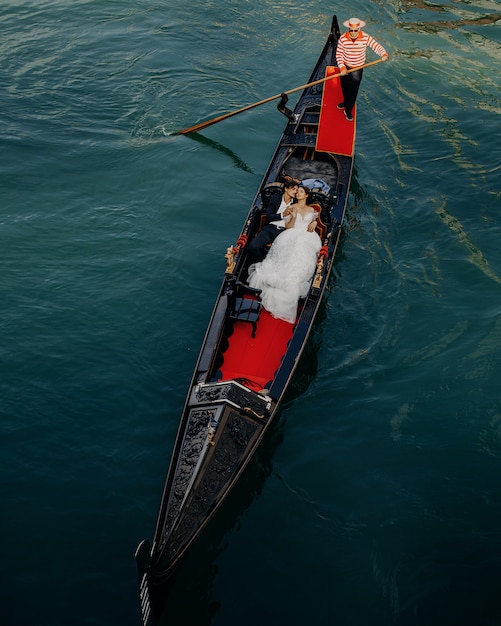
[1,1,500,625]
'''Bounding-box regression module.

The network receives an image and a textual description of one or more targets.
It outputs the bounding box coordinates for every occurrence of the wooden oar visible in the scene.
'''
[174,58,384,135]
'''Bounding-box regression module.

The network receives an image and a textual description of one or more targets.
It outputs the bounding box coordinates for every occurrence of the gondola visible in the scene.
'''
[136,14,357,624]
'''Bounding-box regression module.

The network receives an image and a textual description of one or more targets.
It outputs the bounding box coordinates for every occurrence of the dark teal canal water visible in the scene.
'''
[2,1,500,625]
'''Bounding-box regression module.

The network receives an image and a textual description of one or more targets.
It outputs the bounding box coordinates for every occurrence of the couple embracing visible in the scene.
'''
[246,181,322,324]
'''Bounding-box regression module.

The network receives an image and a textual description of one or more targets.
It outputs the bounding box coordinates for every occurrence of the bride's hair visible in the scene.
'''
[297,184,310,196]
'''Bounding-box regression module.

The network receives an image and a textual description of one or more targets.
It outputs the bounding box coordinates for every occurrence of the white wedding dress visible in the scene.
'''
[248,211,322,323]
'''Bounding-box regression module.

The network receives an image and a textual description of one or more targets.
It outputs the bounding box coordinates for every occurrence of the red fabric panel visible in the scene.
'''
[219,307,294,391]
[315,66,356,156]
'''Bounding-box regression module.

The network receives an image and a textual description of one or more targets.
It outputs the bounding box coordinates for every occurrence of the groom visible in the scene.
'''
[246,180,298,265]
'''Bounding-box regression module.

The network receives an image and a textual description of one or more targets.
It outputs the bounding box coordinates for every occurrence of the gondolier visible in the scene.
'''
[336,17,389,121]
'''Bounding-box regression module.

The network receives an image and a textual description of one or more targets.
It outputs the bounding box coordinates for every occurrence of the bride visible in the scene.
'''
[248,185,322,323]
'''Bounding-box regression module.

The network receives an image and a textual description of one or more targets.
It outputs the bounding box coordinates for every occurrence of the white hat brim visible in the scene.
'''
[343,19,366,28]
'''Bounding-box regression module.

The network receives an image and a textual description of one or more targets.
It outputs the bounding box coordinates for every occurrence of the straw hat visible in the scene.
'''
[343,17,366,29]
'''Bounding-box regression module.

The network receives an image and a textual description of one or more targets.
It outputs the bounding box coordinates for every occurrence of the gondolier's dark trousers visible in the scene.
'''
[340,67,364,115]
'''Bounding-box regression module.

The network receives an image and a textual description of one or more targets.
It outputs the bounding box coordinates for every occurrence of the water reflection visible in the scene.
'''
[435,200,501,285]
[397,1,500,33]
[184,132,254,173]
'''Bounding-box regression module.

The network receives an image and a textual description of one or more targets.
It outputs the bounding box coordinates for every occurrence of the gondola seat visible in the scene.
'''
[229,282,262,339]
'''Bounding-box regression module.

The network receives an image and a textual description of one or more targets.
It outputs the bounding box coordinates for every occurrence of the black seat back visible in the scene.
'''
[260,182,284,209]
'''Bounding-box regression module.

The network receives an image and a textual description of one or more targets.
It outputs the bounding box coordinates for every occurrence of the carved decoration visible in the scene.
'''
[155,407,263,565]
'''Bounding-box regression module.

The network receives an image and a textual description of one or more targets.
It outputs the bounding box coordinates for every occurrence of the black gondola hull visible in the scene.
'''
[137,14,354,624]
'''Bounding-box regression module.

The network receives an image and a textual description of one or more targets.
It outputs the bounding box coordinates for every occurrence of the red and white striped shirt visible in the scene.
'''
[336,31,387,69]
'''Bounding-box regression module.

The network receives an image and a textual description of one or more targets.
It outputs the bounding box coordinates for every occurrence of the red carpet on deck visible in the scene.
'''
[219,308,294,391]
[316,66,356,156]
